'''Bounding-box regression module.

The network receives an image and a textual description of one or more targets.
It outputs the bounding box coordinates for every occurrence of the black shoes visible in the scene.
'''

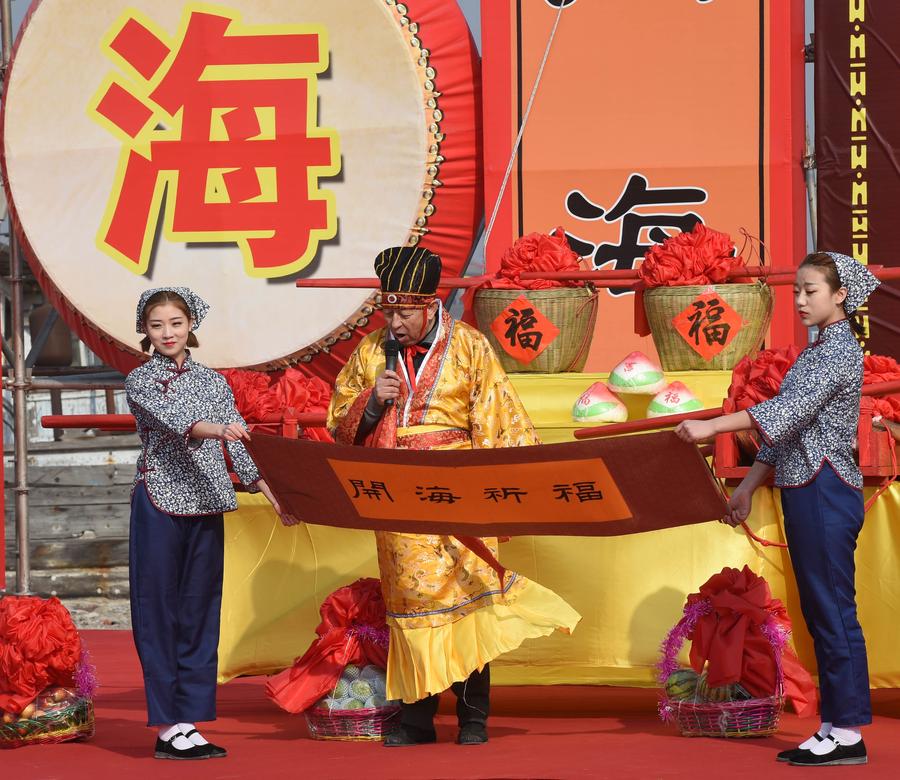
[154,734,228,760]
[776,732,824,762]
[457,722,488,745]
[789,737,867,766]
[153,736,210,760]
[181,728,227,758]
[383,724,438,747]
[382,722,488,746]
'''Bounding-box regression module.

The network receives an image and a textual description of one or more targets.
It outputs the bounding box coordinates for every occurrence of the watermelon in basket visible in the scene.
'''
[305,664,401,741]
[656,566,817,738]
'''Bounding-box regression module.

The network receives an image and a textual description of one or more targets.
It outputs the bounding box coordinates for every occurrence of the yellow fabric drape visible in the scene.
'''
[219,371,900,688]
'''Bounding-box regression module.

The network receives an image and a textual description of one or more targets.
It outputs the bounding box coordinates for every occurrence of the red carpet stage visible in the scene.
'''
[2,631,899,779]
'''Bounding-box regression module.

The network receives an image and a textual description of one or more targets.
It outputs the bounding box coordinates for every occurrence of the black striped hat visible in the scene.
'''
[374,246,442,308]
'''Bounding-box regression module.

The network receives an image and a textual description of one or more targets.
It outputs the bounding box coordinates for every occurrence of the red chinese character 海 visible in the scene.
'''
[91,7,339,277]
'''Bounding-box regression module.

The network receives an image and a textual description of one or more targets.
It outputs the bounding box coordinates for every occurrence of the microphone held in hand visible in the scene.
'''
[383,339,401,407]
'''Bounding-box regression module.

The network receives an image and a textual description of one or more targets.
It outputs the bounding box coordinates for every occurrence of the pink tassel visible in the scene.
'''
[656,599,711,684]
[74,647,99,699]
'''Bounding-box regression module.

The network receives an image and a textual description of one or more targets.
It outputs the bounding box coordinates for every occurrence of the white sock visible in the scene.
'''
[158,724,194,751]
[158,724,180,742]
[177,722,209,746]
[829,725,862,746]
[809,727,862,756]
[798,722,832,749]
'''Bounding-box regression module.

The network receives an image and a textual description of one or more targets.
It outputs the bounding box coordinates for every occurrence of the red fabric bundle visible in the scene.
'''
[461,227,585,324]
[493,227,585,290]
[862,355,900,422]
[220,369,281,421]
[634,223,749,336]
[687,566,816,717]
[266,578,390,713]
[863,354,900,386]
[723,346,801,413]
[0,597,82,714]
[861,395,900,423]
[638,223,746,288]
[725,350,900,423]
[220,368,333,442]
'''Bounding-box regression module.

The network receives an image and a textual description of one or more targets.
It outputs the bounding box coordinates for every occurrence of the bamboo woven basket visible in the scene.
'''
[473,287,598,373]
[643,282,773,371]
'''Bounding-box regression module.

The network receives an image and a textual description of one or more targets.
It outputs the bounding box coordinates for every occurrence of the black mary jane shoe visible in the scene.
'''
[153,736,210,760]
[383,724,438,747]
[789,737,867,767]
[776,732,824,762]
[181,729,227,758]
[456,722,488,745]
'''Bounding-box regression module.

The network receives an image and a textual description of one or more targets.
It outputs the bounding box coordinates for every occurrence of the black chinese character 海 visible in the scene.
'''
[416,485,462,504]
[563,173,707,296]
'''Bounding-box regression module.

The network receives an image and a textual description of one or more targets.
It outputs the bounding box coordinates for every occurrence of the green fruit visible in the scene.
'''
[342,698,365,710]
[342,664,362,681]
[664,668,699,701]
[350,680,373,700]
[332,679,350,698]
[695,672,740,702]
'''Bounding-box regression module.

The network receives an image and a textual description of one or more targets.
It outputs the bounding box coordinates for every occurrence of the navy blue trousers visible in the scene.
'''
[129,483,224,726]
[781,464,871,726]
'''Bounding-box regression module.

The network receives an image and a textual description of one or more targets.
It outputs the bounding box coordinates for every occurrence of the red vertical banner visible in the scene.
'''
[815,0,900,356]
[481,0,806,369]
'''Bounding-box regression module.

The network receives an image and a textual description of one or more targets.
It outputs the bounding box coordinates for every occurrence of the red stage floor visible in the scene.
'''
[3,630,898,779]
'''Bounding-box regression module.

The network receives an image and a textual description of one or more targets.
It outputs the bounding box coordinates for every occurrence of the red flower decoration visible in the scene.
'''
[724,346,802,413]
[0,596,82,714]
[638,223,747,288]
[219,368,334,442]
[863,354,900,386]
[496,227,584,290]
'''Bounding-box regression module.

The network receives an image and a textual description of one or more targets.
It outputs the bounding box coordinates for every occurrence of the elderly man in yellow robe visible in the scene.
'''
[327,246,580,747]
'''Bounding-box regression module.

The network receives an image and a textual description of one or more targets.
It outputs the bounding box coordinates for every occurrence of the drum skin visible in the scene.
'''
[0,0,480,378]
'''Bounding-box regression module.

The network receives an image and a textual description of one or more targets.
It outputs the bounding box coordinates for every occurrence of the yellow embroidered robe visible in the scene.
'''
[327,309,580,702]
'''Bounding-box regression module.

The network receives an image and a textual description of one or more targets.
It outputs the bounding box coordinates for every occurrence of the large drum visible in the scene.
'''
[1,0,480,376]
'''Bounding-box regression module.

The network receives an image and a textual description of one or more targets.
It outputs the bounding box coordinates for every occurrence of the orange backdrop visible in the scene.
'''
[481,0,806,370]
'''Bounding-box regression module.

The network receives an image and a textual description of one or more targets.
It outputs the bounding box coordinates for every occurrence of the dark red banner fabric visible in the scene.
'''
[815,0,900,357]
[246,431,728,537]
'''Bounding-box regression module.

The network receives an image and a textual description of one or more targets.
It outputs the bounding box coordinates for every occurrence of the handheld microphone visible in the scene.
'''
[383,339,401,407]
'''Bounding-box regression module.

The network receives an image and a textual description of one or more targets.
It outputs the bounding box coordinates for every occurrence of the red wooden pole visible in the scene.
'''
[574,408,724,440]
[41,413,329,431]
[293,266,900,290]
[575,380,900,440]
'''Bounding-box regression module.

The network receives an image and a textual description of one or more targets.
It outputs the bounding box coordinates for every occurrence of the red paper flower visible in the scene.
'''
[0,596,82,714]
[861,395,900,423]
[724,346,802,412]
[220,369,332,423]
[220,369,279,423]
[863,354,900,386]
[638,223,747,288]
[496,227,584,290]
